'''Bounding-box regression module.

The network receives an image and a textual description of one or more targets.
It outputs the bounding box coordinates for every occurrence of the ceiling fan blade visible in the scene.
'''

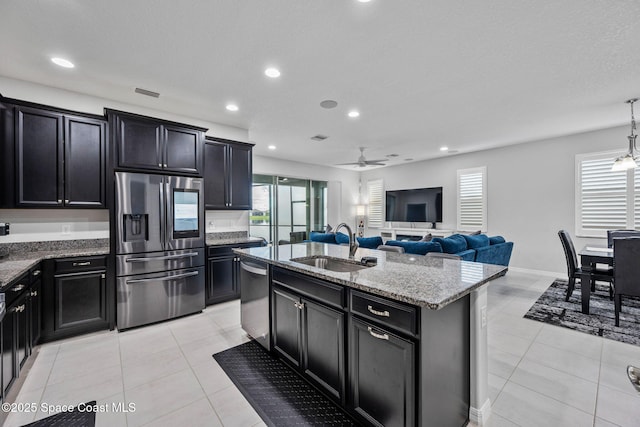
[364,162,387,166]
[335,161,362,166]
[364,159,388,164]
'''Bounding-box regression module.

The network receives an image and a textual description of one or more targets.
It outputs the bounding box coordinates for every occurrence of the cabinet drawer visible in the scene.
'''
[272,267,344,309]
[207,241,262,258]
[55,256,106,274]
[3,272,30,306]
[350,290,418,336]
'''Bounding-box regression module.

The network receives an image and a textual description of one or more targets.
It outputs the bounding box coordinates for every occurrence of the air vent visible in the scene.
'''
[310,135,329,141]
[135,87,160,98]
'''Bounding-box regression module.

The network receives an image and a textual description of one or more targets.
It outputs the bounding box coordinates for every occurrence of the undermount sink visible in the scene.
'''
[291,256,371,272]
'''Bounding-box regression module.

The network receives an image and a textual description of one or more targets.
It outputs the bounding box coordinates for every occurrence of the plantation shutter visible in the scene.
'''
[457,167,487,231]
[576,152,628,237]
[634,163,640,229]
[367,179,384,228]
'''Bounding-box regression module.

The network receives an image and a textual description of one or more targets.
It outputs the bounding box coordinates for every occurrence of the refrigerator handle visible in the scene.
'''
[159,178,165,247]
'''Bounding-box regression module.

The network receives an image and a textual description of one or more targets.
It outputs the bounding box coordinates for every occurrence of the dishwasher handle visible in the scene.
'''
[240,261,267,276]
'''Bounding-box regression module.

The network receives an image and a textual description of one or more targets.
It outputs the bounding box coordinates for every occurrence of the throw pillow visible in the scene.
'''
[419,233,433,242]
[356,236,384,249]
[489,235,506,245]
[462,233,490,249]
[432,234,468,254]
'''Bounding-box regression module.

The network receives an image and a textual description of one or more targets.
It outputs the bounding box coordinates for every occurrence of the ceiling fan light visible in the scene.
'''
[612,154,638,171]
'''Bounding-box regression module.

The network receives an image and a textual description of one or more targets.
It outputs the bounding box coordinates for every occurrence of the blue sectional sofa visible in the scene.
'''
[386,233,513,266]
[309,231,513,266]
[309,232,384,249]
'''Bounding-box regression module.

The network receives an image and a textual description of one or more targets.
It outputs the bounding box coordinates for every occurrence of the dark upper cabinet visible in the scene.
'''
[8,103,106,208]
[204,137,253,210]
[110,110,204,176]
[15,106,64,207]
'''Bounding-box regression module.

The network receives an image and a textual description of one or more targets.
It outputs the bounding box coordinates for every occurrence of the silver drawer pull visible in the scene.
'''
[126,252,199,262]
[126,270,199,284]
[12,284,26,292]
[367,326,389,341]
[367,305,390,317]
[32,270,41,277]
[73,261,91,267]
[31,291,38,297]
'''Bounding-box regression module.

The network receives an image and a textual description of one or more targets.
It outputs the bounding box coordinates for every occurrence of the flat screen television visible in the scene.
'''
[385,187,443,224]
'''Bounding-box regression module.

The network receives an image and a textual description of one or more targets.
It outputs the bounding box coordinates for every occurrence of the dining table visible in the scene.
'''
[578,245,614,314]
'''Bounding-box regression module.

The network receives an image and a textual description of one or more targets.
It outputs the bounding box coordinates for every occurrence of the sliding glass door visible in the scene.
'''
[250,174,327,244]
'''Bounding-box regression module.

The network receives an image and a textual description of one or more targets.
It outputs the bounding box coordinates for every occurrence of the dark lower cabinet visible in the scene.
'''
[349,317,415,427]
[272,285,346,402]
[1,308,15,398]
[53,271,107,332]
[206,255,237,305]
[29,275,42,347]
[14,291,30,371]
[41,256,110,342]
[206,242,264,305]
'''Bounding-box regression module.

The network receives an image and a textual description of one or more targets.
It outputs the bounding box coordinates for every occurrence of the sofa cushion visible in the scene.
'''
[433,234,468,254]
[489,235,506,245]
[457,249,476,261]
[386,240,443,255]
[335,232,350,244]
[475,241,513,266]
[310,232,337,244]
[463,233,490,249]
[356,236,384,249]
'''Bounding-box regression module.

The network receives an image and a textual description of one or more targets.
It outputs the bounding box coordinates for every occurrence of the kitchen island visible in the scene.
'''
[234,242,506,427]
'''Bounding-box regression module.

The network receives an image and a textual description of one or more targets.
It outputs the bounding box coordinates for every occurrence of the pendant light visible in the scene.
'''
[612,98,639,171]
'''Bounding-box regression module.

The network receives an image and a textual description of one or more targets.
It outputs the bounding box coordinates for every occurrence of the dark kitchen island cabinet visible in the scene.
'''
[108,109,205,176]
[204,137,253,210]
[235,243,507,427]
[0,100,107,208]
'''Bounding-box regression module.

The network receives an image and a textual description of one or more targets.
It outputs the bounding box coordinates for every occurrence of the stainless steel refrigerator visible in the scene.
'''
[115,171,205,330]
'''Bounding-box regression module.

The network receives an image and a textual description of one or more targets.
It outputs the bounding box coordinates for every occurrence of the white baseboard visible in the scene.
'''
[469,398,492,426]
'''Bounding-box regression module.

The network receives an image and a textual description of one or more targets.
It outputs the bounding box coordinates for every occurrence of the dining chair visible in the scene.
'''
[613,237,640,326]
[607,229,640,248]
[558,230,613,302]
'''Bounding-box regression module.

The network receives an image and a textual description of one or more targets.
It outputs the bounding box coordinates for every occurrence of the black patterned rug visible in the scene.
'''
[22,401,96,426]
[524,279,640,346]
[213,340,359,426]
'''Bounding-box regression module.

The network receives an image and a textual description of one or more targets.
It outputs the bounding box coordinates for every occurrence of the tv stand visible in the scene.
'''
[378,227,454,242]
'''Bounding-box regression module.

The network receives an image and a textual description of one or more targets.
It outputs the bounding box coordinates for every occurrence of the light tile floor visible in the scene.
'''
[3,271,640,426]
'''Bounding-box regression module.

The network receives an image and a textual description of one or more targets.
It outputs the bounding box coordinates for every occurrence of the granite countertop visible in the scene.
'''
[233,242,507,310]
[206,236,265,246]
[0,246,109,289]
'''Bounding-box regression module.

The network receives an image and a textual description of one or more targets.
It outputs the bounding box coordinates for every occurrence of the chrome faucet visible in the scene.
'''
[334,223,359,259]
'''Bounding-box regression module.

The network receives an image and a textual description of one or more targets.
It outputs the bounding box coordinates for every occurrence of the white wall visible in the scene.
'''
[361,125,629,273]
[253,155,361,229]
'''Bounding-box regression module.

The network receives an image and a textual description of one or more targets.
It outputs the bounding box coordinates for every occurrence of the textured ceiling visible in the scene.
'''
[0,0,639,170]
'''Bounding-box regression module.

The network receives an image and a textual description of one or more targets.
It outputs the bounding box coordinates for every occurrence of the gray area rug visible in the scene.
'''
[524,279,640,346]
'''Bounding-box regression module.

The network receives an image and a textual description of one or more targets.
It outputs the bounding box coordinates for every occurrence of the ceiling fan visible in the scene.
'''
[336,147,388,167]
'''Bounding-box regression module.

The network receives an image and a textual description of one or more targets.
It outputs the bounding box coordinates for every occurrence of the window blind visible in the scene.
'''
[575,151,638,237]
[457,167,487,231]
[367,179,384,228]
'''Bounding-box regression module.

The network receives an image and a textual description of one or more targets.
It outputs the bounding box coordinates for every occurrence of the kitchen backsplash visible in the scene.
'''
[205,210,249,232]
[0,209,109,243]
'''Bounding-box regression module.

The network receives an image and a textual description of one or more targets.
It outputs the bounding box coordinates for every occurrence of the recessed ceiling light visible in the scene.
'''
[226,104,239,112]
[268,145,276,150]
[357,0,372,3]
[320,100,338,109]
[386,154,399,157]
[440,146,448,151]
[404,158,414,161]
[264,67,281,78]
[348,110,360,118]
[51,57,74,68]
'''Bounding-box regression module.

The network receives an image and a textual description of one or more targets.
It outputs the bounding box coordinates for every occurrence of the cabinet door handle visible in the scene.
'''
[367,326,389,341]
[65,199,70,204]
[57,199,63,204]
[367,305,390,317]
[13,304,26,313]
[32,270,41,277]
[12,284,26,292]
[73,261,91,267]
[293,301,305,310]
[163,164,168,168]
[101,274,106,279]
[31,291,38,297]
[158,163,162,168]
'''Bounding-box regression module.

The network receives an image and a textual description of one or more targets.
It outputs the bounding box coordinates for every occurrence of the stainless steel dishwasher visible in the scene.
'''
[239,257,270,350]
